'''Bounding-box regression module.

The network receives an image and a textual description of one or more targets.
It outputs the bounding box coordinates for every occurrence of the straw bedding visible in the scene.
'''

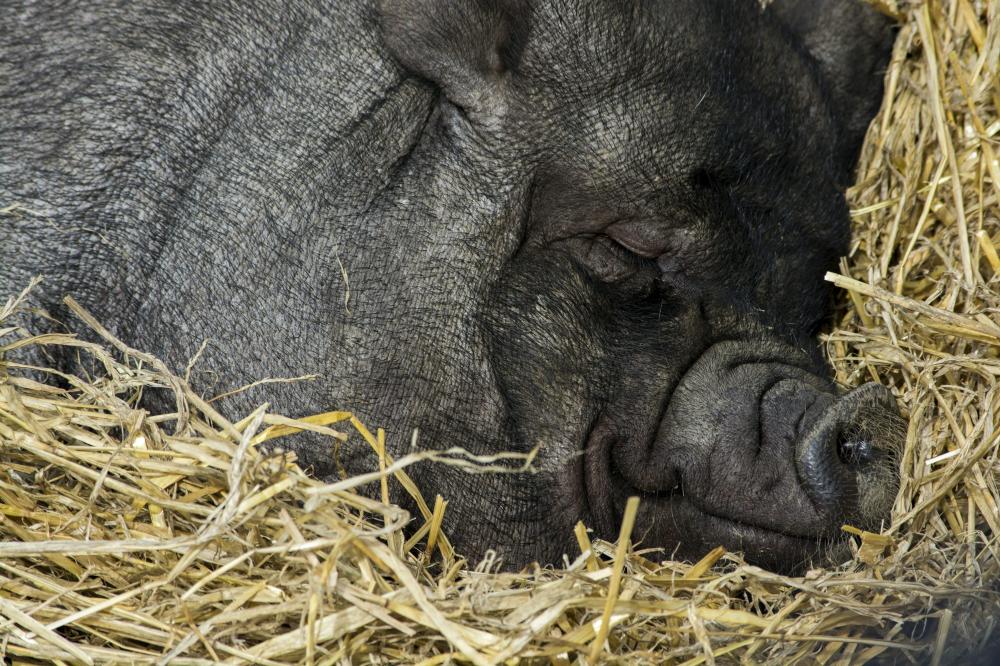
[2,0,999,663]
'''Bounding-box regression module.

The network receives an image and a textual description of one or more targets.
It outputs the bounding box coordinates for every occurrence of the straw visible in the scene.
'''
[2,0,999,662]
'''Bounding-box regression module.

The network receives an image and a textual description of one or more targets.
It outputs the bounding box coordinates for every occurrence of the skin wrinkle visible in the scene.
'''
[795,393,825,443]
[576,406,608,529]
[603,327,703,495]
[2,0,902,573]
[124,7,315,335]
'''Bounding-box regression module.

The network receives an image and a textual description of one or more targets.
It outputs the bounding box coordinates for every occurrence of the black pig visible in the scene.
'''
[0,0,903,572]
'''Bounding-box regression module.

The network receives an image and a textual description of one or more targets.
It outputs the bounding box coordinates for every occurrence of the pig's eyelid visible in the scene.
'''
[599,235,661,271]
[611,236,649,258]
[606,222,663,259]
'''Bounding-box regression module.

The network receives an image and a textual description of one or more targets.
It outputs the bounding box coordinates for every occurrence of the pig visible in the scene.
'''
[1,0,903,573]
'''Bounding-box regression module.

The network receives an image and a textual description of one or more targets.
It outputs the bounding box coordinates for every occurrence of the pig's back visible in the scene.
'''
[0,0,431,346]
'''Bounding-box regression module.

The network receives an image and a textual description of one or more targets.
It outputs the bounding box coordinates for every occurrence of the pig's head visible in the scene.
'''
[355,0,903,572]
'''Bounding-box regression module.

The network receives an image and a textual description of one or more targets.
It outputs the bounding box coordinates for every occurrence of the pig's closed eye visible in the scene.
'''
[605,222,667,260]
[579,234,661,287]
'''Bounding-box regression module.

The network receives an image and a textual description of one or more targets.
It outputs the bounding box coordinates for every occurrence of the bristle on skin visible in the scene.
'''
[1,0,999,662]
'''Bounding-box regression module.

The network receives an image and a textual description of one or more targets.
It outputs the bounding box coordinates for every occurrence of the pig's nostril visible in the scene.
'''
[836,428,874,467]
[796,404,884,517]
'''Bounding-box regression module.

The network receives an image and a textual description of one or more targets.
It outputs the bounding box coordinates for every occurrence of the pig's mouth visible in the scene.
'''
[579,341,904,573]
[584,443,849,571]
[582,426,843,572]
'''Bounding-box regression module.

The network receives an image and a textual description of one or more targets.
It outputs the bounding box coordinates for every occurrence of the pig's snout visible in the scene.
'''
[796,382,904,525]
[592,341,907,571]
[580,341,906,571]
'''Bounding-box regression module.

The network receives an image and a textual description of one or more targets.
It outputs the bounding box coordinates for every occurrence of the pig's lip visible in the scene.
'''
[600,450,851,569]
[611,455,848,539]
[631,493,851,571]
[582,429,847,559]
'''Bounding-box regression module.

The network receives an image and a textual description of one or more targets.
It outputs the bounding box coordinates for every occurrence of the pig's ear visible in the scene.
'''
[767,0,895,178]
[379,0,528,117]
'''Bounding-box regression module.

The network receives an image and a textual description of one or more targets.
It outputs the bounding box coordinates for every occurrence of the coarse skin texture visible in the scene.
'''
[1,0,904,572]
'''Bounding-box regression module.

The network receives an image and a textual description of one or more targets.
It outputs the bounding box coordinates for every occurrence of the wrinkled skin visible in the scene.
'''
[1,0,904,572]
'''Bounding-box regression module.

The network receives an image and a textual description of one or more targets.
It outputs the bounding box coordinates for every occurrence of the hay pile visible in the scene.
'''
[2,0,999,663]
